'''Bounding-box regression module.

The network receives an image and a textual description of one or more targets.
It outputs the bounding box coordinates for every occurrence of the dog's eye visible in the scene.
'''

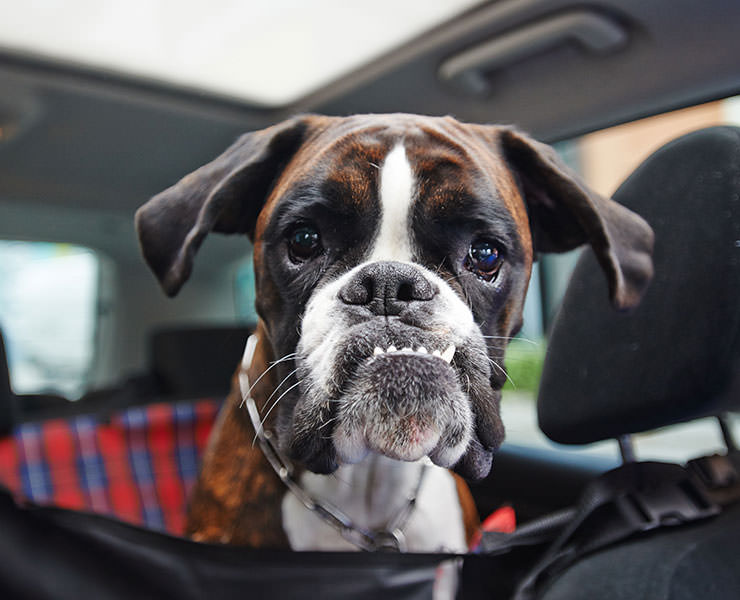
[288,225,322,262]
[465,239,503,281]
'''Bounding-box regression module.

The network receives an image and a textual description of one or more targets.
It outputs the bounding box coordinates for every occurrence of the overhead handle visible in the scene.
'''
[438,10,628,95]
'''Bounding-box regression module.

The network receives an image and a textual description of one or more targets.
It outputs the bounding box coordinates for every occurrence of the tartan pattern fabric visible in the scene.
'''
[0,398,221,535]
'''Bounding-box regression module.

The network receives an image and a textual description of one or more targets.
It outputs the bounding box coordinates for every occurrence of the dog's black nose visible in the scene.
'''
[338,261,438,316]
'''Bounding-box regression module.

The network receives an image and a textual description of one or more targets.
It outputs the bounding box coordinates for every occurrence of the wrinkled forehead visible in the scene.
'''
[254,114,529,245]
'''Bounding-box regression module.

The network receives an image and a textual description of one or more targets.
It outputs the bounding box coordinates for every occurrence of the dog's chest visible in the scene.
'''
[281,455,466,552]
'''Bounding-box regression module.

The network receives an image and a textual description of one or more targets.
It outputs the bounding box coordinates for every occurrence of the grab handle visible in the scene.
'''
[438,11,628,95]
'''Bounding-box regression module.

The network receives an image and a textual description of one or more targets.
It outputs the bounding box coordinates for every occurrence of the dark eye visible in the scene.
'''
[288,225,322,262]
[465,239,503,281]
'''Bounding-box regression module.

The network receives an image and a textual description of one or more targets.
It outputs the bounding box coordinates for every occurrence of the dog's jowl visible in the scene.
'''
[136,114,653,553]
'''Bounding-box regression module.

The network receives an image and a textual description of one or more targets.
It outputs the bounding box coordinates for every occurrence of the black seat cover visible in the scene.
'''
[535,128,740,599]
[538,126,740,444]
[0,487,441,600]
[542,502,740,600]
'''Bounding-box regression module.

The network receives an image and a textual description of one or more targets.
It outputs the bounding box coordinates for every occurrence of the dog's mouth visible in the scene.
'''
[332,341,466,463]
[285,319,503,480]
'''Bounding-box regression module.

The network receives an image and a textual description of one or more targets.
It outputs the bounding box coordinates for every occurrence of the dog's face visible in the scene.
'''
[260,122,532,478]
[136,114,653,480]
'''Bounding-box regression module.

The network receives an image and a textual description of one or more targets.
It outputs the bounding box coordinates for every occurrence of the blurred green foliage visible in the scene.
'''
[501,338,546,393]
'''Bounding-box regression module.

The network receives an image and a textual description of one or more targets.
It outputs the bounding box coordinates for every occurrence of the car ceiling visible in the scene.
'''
[0,0,739,268]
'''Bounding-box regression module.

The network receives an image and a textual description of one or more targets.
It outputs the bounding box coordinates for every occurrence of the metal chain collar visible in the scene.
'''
[240,335,427,552]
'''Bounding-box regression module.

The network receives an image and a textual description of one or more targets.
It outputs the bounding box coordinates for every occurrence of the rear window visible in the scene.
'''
[0,240,99,399]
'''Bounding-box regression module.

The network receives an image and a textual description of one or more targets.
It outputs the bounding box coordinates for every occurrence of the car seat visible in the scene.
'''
[149,325,253,398]
[0,327,70,432]
[529,126,740,599]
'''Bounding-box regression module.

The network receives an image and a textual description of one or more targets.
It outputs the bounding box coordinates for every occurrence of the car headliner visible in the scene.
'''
[0,0,738,269]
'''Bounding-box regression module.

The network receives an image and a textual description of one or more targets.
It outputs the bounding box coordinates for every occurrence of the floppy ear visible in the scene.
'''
[135,115,324,297]
[497,127,654,311]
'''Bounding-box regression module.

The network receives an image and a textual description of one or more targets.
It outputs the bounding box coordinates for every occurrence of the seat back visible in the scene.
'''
[532,127,740,599]
[0,397,221,534]
[150,325,252,398]
[0,323,251,532]
[538,126,740,444]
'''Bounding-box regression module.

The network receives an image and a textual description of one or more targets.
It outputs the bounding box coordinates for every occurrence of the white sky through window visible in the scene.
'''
[0,0,483,105]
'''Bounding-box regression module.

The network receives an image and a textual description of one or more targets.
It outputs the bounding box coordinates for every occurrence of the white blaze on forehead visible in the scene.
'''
[369,143,415,262]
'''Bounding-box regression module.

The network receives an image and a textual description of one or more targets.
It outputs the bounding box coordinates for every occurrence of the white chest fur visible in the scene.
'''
[281,455,466,553]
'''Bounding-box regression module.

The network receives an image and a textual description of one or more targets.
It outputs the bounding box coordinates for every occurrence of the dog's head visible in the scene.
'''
[136,114,653,480]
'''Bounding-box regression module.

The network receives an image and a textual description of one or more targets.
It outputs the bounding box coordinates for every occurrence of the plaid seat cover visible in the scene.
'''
[0,398,221,535]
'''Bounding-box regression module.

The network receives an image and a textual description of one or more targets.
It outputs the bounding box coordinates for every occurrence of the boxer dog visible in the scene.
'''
[135,114,653,554]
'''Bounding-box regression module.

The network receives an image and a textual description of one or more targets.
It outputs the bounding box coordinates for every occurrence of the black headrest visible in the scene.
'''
[151,325,253,398]
[538,127,740,445]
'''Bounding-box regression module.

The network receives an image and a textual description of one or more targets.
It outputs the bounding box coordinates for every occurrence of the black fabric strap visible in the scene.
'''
[478,507,576,555]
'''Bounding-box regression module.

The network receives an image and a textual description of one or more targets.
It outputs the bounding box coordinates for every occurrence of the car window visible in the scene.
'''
[0,0,484,105]
[234,250,258,323]
[502,96,740,462]
[0,240,99,400]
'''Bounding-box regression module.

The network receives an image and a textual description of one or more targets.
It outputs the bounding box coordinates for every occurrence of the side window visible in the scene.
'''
[0,241,99,400]
[233,249,259,322]
[503,97,740,461]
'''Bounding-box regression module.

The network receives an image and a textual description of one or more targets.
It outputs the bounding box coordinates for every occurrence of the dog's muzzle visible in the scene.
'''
[285,260,503,479]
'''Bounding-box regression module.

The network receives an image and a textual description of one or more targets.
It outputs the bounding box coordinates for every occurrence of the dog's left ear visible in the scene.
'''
[136,115,327,297]
[496,127,654,311]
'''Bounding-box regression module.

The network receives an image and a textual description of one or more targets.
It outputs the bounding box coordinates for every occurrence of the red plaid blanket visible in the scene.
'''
[0,398,221,535]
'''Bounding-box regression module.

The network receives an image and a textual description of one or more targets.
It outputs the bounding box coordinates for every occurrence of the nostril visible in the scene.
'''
[396,281,414,302]
[339,273,374,305]
[361,275,374,303]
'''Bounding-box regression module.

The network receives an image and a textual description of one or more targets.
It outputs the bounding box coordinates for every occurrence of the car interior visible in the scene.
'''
[0,1,738,598]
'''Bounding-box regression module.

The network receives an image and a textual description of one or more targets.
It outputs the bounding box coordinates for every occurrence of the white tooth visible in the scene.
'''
[373,347,383,356]
[417,347,427,354]
[387,345,397,353]
[432,350,442,358]
[441,345,456,363]
[402,347,412,352]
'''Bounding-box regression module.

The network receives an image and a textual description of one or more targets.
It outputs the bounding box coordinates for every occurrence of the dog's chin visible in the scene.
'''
[331,351,473,467]
[287,328,505,481]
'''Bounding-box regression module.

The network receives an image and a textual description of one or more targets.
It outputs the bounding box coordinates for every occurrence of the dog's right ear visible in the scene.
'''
[135,115,325,297]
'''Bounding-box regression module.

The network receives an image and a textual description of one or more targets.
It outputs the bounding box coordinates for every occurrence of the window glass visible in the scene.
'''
[0,241,98,400]
[502,97,740,462]
[233,250,258,323]
[0,0,484,106]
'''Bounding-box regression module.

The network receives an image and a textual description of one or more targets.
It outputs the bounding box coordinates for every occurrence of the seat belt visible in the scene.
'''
[477,453,740,600]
